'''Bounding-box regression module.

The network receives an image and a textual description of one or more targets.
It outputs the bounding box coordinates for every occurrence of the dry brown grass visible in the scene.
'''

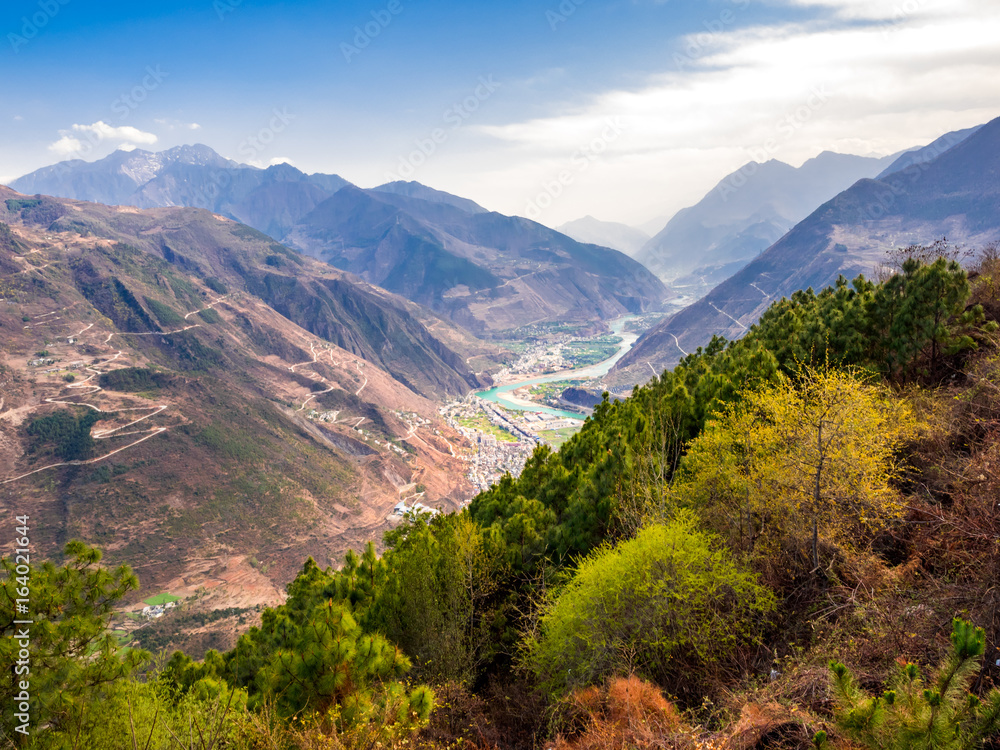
[231,701,432,750]
[722,702,820,750]
[545,675,840,750]
[550,675,683,750]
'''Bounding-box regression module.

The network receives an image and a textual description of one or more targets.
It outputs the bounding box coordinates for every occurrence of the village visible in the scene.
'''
[492,342,573,380]
[140,600,178,620]
[441,395,584,492]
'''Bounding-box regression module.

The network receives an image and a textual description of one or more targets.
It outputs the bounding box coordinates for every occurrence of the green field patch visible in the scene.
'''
[99,366,170,392]
[204,276,228,294]
[561,336,622,368]
[5,198,42,212]
[527,379,584,400]
[144,592,181,606]
[198,306,222,324]
[457,413,520,443]
[26,408,107,460]
[144,296,184,326]
[536,425,582,449]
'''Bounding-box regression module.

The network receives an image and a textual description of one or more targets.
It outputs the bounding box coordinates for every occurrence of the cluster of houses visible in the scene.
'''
[482,405,538,443]
[391,500,441,518]
[140,601,177,619]
[520,412,579,432]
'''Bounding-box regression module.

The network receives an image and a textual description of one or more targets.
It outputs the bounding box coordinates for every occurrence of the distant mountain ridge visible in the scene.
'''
[11,144,239,205]
[11,145,352,240]
[613,117,1000,384]
[12,146,665,334]
[556,216,650,257]
[635,151,900,289]
[284,185,669,333]
[372,180,489,214]
[876,125,983,179]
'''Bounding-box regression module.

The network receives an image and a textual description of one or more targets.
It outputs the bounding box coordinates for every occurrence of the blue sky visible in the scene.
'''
[2,0,999,227]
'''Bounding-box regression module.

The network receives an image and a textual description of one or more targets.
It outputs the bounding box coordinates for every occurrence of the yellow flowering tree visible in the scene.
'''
[671,367,916,571]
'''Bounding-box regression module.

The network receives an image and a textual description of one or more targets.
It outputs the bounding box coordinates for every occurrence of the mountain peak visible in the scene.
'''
[10,145,353,236]
[94,145,233,189]
[264,161,308,179]
[159,143,234,168]
[371,180,488,215]
[616,115,1000,385]
[556,215,650,256]
[636,149,897,284]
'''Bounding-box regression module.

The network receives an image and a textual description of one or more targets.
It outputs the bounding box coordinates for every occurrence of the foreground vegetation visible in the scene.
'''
[5,241,1000,749]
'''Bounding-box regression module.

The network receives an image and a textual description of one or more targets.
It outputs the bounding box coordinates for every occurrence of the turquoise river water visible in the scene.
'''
[474,316,638,419]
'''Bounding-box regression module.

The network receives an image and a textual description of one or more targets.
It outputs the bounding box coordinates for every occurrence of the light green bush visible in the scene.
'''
[528,513,774,694]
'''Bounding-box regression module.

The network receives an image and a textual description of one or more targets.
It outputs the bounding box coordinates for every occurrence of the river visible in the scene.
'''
[474,316,639,419]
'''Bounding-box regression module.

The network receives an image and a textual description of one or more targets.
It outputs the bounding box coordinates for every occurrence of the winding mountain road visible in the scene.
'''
[1,297,218,483]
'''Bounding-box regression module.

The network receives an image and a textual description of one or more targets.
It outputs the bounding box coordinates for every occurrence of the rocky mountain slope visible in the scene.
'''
[0,188,489,617]
[613,116,1000,384]
[635,151,899,289]
[13,147,668,335]
[284,185,669,333]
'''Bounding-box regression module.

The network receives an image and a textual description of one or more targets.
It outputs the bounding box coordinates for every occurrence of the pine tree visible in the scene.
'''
[0,541,149,741]
[829,619,1000,749]
[259,598,433,734]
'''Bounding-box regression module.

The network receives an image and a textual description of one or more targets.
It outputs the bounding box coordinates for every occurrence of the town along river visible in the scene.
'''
[474,316,639,419]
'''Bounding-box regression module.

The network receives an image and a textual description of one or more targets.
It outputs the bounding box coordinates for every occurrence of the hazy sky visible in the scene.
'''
[1,0,998,229]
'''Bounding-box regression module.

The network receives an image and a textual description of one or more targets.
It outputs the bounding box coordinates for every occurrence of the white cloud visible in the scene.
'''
[13,115,23,121]
[464,1,1000,225]
[49,135,84,156]
[244,156,295,169]
[71,121,157,144]
[775,0,996,22]
[47,120,158,158]
[154,118,203,131]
